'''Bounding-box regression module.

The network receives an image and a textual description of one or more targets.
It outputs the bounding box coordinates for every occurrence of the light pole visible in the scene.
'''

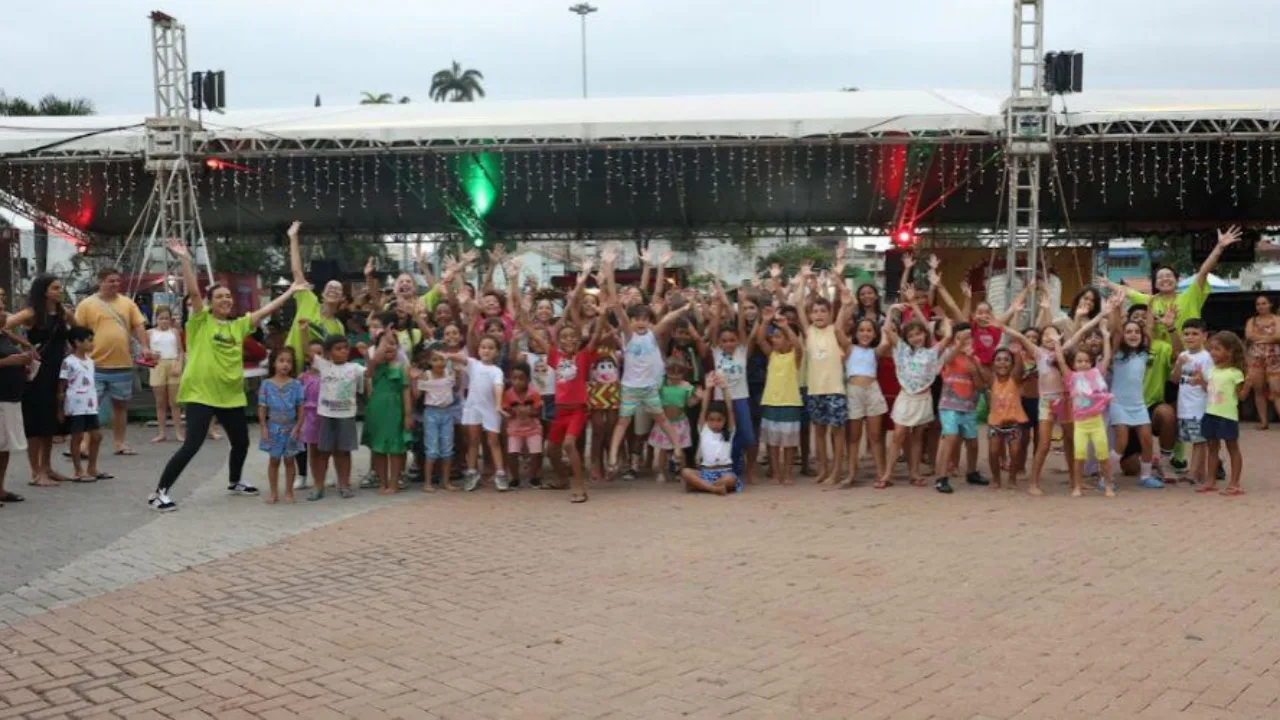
[568,3,597,98]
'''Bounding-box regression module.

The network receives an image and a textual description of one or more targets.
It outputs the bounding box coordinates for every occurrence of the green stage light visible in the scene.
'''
[455,151,501,219]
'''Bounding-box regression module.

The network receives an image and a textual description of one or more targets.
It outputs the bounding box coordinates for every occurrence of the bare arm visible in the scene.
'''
[1194,226,1242,291]
[251,281,308,327]
[287,221,306,285]
[169,238,204,316]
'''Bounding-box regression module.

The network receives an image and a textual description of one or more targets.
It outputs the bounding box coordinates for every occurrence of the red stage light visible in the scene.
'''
[205,157,226,170]
[892,228,917,249]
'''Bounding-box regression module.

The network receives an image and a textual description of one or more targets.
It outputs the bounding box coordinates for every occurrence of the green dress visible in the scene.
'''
[362,363,410,454]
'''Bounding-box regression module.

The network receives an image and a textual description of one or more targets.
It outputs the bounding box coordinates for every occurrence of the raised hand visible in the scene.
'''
[580,257,596,276]
[761,305,777,323]
[288,279,312,295]
[1218,225,1243,248]
[166,238,189,259]
[799,260,814,277]
[960,280,972,298]
[902,252,916,270]
[659,250,674,265]
[600,244,618,266]
[769,263,783,279]
[927,254,941,271]
[364,256,375,276]
[638,248,652,265]
[287,221,301,238]
[1161,305,1177,328]
[927,269,942,288]
[460,249,479,265]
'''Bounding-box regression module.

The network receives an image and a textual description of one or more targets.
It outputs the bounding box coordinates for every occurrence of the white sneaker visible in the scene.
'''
[463,470,481,492]
[293,476,308,490]
[229,483,259,496]
[148,490,177,512]
[494,472,510,492]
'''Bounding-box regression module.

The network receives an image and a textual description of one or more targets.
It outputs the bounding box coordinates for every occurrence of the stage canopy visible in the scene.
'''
[2,89,1280,237]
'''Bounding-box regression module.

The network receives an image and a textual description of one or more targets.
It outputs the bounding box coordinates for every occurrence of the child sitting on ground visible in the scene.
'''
[680,373,738,495]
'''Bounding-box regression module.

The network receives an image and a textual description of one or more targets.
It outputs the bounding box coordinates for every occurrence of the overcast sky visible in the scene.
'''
[1,0,1276,114]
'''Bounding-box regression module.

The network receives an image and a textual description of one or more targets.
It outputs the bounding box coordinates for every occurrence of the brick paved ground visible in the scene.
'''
[1,430,1279,718]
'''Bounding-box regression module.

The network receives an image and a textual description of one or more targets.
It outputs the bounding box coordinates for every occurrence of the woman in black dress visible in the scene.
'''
[5,275,74,486]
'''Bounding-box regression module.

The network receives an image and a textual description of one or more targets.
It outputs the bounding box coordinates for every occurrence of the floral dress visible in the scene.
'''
[258,378,304,458]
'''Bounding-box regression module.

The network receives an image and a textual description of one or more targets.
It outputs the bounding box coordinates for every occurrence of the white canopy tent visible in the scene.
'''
[1,88,1279,159]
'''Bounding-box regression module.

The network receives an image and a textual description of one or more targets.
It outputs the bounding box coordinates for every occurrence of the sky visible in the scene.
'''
[0,0,1276,114]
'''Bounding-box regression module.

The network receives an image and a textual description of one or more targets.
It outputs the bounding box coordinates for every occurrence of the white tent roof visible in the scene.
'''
[1,88,1279,157]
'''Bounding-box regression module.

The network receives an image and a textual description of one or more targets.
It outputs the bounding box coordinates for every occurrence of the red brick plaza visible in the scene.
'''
[1,431,1278,719]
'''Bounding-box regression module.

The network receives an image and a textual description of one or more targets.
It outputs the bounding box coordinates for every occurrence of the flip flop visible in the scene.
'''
[94,472,115,480]
[874,480,894,490]
[114,448,138,456]
[71,475,99,483]
[570,493,588,503]
[1,492,24,502]
[1194,486,1219,494]
[1219,487,1246,497]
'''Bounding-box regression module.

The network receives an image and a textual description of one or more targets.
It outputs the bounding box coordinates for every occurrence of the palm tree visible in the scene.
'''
[0,91,94,116]
[360,92,411,105]
[429,61,485,102]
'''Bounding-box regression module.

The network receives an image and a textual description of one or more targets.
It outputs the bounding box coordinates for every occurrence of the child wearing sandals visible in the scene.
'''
[1058,323,1116,497]
[309,333,366,500]
[59,327,105,483]
[650,356,698,484]
[1174,319,1215,486]
[878,311,953,490]
[1196,331,1248,496]
[298,339,323,491]
[986,348,1029,489]
[755,306,804,486]
[1002,324,1070,496]
[934,324,986,494]
[257,347,304,503]
[681,373,738,495]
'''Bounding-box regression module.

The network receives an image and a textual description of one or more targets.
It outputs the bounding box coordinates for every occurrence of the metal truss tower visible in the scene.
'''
[1002,0,1051,324]
[123,11,212,298]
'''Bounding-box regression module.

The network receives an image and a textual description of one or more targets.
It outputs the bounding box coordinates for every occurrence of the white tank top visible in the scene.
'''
[621,330,664,388]
[844,345,877,379]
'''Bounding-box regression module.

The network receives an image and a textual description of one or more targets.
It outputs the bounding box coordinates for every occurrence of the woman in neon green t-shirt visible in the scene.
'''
[1116,226,1243,345]
[148,238,308,513]
[284,221,346,363]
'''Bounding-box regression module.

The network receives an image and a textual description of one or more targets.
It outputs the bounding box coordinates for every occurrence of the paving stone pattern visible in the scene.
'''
[1,432,1279,718]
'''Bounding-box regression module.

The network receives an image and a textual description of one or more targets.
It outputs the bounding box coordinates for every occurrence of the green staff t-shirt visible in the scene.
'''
[1142,340,1174,407]
[178,309,253,408]
[286,290,344,364]
[1127,280,1210,345]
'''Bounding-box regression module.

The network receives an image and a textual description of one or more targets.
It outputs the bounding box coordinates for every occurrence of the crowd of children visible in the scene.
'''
[251,225,1255,506]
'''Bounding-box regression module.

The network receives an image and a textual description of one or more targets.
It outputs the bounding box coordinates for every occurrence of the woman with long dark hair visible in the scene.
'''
[1245,294,1280,428]
[5,275,75,486]
[149,239,308,512]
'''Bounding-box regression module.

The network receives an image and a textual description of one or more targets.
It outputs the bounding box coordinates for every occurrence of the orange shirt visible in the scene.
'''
[987,376,1029,426]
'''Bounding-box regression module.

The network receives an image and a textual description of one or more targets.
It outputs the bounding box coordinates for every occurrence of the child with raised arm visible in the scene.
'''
[604,246,689,476]
[755,305,804,486]
[706,279,759,485]
[257,346,303,503]
[795,261,853,486]
[878,306,953,490]
[414,348,457,491]
[986,348,1029,489]
[934,322,987,494]
[363,331,412,495]
[680,373,739,495]
[1173,318,1215,486]
[1056,319,1116,497]
[1197,331,1248,495]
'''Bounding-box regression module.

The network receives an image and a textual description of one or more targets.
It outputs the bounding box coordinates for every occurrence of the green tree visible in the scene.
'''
[755,243,833,277]
[430,61,485,102]
[0,91,94,116]
[360,92,410,104]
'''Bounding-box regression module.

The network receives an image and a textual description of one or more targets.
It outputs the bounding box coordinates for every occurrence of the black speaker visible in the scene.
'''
[1044,52,1083,94]
[191,71,226,111]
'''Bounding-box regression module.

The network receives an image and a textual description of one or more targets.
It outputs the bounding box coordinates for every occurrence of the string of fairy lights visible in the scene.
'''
[1,139,1279,226]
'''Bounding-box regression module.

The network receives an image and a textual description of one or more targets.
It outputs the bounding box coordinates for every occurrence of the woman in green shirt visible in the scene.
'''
[149,239,308,513]
[1111,226,1243,345]
[284,221,347,363]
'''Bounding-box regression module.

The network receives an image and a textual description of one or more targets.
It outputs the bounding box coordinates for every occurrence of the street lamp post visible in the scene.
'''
[568,3,598,98]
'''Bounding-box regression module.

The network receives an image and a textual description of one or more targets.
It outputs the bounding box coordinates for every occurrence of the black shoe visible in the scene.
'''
[935,478,954,494]
[1215,464,1226,481]
[965,472,989,486]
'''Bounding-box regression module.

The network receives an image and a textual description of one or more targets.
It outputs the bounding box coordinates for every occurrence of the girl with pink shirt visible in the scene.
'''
[1055,319,1116,497]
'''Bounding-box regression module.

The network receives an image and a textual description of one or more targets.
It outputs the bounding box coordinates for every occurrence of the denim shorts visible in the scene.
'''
[939,408,979,440]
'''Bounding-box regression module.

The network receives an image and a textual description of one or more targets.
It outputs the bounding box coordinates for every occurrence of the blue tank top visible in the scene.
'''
[1110,352,1147,409]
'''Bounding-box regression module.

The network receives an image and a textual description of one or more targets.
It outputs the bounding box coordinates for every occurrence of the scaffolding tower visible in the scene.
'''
[1001,0,1052,324]
[121,11,213,300]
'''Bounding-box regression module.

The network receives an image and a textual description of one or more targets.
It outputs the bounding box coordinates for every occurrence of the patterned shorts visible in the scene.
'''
[804,393,849,427]
[1178,417,1205,444]
[620,384,663,418]
[699,467,740,492]
[987,423,1024,443]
